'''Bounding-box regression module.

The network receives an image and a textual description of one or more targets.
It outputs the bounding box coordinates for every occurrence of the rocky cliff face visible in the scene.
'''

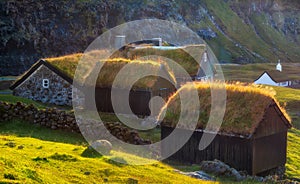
[1,0,299,75]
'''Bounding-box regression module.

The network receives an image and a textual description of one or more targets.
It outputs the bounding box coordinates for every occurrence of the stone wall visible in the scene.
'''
[0,101,150,145]
[13,64,73,106]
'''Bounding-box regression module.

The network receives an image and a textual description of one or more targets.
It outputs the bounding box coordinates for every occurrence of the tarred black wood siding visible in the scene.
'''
[251,105,289,174]
[91,87,174,116]
[252,131,287,175]
[161,103,290,175]
[94,87,152,116]
[161,126,253,174]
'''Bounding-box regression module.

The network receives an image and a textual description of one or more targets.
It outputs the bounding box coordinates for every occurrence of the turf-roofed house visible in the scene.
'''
[160,82,292,175]
[10,53,177,115]
[91,58,176,115]
[114,41,216,84]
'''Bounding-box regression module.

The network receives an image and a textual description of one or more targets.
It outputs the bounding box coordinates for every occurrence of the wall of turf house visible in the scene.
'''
[12,64,73,106]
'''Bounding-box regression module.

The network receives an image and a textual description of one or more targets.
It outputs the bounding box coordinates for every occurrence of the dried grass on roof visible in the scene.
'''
[96,59,176,89]
[46,53,83,78]
[122,45,206,76]
[160,82,290,136]
[45,52,176,89]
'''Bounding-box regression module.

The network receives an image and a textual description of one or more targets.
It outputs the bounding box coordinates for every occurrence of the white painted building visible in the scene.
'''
[254,60,293,87]
[254,71,292,87]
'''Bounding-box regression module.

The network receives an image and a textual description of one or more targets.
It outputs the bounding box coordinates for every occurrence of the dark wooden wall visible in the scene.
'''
[161,123,289,175]
[252,132,287,175]
[251,105,289,174]
[94,87,151,116]
[253,105,289,139]
[91,87,173,116]
[161,126,253,174]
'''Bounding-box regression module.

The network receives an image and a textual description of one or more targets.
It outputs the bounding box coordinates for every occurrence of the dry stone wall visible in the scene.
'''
[0,101,150,145]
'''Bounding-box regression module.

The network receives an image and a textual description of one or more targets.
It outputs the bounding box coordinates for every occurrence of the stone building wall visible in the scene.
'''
[13,64,73,106]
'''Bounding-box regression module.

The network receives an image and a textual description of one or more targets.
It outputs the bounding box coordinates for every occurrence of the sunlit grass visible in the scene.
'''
[161,82,290,135]
[0,84,299,182]
[0,120,214,184]
[273,86,300,129]
[46,52,177,89]
[126,46,205,76]
[286,128,300,178]
[0,94,71,110]
[0,94,47,109]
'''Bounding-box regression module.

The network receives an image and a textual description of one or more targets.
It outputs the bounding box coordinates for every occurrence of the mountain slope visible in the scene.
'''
[0,0,299,75]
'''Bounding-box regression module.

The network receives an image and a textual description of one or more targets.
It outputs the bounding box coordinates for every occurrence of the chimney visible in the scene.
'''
[152,38,162,46]
[114,35,126,49]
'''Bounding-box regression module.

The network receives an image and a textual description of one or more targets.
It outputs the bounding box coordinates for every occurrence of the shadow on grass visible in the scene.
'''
[81,147,103,158]
[0,119,87,145]
[0,94,73,111]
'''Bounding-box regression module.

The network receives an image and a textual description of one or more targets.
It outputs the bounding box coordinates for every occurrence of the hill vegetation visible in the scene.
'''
[2,0,300,76]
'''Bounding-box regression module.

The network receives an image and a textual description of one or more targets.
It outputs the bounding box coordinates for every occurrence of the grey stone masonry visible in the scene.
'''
[13,64,73,106]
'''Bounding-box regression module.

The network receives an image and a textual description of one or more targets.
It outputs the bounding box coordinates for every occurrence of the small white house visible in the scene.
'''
[254,71,292,87]
[254,60,296,87]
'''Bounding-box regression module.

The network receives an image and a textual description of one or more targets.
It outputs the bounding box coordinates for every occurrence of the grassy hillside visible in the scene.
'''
[203,0,272,63]
[199,0,300,63]
[249,14,300,62]
[1,119,299,183]
[0,120,210,184]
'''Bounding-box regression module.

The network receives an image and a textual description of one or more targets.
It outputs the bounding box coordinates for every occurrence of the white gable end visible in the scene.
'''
[254,72,278,86]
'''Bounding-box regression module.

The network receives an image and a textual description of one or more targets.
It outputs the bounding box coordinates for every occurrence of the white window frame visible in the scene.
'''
[42,79,49,88]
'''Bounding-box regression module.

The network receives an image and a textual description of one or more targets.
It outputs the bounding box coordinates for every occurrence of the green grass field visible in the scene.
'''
[0,78,299,182]
[0,94,72,111]
[0,120,215,184]
[273,86,300,128]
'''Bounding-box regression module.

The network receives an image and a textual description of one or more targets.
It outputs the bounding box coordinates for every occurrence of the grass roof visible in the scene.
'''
[114,45,206,77]
[46,53,83,78]
[95,58,176,89]
[45,52,176,89]
[160,82,291,136]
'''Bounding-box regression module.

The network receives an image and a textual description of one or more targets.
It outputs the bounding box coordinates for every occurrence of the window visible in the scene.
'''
[42,79,49,88]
